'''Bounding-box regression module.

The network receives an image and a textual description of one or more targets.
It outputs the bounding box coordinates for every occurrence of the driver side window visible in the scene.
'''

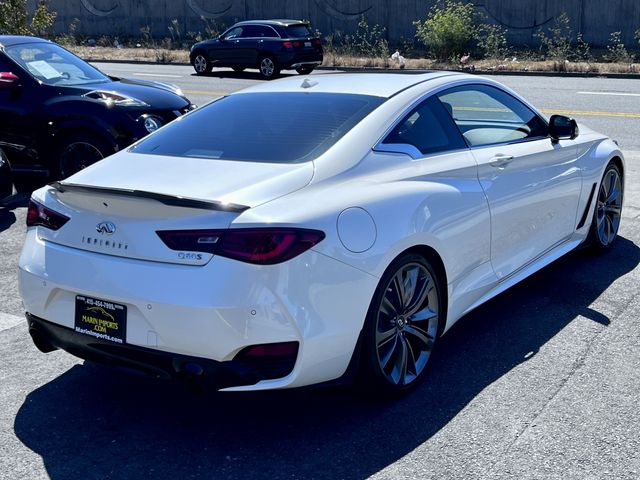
[224,27,243,40]
[437,85,548,147]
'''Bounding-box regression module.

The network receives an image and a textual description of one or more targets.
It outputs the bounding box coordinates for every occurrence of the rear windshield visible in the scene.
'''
[285,25,313,38]
[131,92,385,163]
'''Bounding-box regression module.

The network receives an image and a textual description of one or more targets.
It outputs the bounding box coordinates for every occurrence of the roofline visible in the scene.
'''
[233,19,308,27]
[0,35,50,48]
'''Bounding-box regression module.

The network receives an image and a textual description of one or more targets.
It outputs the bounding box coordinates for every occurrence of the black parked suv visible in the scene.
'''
[190,20,323,79]
[0,36,195,179]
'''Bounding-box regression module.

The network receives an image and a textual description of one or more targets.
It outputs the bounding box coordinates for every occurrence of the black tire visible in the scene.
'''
[587,161,623,252]
[192,52,211,75]
[296,66,315,75]
[232,67,245,72]
[54,132,112,179]
[258,55,280,79]
[359,252,444,394]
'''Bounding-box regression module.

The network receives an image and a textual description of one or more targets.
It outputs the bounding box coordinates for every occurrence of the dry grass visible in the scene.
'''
[69,46,640,74]
[70,46,189,64]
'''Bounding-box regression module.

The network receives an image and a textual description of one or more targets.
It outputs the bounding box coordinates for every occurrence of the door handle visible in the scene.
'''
[490,154,514,168]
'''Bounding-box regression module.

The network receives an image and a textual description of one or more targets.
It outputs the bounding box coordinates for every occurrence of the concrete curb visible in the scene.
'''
[87,58,640,79]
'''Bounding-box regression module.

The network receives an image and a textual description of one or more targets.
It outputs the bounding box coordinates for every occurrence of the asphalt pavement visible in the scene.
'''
[0,65,639,480]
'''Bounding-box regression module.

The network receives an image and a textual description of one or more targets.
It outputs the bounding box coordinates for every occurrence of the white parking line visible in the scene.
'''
[0,312,22,332]
[133,73,183,78]
[578,91,640,97]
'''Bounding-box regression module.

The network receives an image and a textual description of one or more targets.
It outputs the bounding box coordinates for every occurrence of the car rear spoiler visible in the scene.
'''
[50,181,249,213]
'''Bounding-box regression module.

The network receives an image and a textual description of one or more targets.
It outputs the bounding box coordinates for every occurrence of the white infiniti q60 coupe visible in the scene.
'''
[19,72,624,393]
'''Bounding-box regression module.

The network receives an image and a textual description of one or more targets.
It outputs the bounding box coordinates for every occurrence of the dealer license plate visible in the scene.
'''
[74,295,127,344]
[304,41,312,47]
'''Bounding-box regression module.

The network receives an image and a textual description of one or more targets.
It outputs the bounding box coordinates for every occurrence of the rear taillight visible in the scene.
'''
[156,228,325,265]
[312,39,321,46]
[26,199,70,230]
[283,41,294,49]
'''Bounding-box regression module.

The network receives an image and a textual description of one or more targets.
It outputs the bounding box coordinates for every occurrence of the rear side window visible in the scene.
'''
[383,96,467,155]
[285,25,313,38]
[254,25,279,38]
[131,92,385,164]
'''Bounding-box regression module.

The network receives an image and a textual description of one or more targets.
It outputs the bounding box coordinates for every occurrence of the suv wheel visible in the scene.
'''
[193,53,211,75]
[296,66,315,75]
[259,56,280,79]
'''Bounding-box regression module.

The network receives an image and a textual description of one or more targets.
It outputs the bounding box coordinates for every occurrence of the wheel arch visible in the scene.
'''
[610,155,624,182]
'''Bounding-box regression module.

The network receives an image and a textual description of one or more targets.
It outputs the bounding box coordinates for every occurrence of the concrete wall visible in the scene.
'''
[34,0,640,49]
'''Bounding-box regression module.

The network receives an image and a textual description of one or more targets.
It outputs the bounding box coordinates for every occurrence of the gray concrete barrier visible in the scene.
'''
[31,0,640,49]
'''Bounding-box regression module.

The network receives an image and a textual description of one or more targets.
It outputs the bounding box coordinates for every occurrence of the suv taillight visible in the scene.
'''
[26,199,70,230]
[156,228,325,265]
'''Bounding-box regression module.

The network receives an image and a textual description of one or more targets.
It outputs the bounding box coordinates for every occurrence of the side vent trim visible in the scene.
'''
[577,183,597,230]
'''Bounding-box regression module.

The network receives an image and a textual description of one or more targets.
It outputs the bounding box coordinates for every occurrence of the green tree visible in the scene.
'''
[414,0,478,62]
[0,0,56,36]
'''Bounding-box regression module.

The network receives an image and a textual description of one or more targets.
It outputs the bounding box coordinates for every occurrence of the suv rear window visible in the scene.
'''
[131,92,385,164]
[285,25,313,38]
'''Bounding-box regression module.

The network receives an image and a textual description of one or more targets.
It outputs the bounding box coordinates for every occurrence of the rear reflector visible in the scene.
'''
[26,199,70,231]
[156,228,325,265]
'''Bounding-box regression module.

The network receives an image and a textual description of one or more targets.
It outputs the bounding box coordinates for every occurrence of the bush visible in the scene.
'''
[0,0,56,36]
[478,23,509,60]
[414,0,478,62]
[535,12,571,61]
[605,31,632,63]
[570,32,591,62]
[351,17,389,58]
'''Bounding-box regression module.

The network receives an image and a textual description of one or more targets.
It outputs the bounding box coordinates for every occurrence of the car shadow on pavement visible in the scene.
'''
[13,237,640,480]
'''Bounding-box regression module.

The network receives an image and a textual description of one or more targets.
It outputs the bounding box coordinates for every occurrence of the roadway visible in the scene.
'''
[0,64,639,480]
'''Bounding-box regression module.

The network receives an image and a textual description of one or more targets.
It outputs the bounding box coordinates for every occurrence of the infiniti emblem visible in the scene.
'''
[96,221,116,235]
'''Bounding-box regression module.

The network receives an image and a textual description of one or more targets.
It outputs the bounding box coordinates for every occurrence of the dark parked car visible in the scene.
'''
[0,36,195,179]
[0,147,14,203]
[190,20,323,79]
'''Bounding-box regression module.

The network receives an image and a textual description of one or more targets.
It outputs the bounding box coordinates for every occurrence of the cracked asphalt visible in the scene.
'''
[0,66,639,479]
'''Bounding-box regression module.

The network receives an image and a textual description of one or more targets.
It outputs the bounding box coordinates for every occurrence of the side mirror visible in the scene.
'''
[0,71,19,89]
[549,114,579,141]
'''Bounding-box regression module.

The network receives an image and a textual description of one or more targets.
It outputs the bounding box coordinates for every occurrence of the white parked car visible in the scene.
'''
[19,73,624,393]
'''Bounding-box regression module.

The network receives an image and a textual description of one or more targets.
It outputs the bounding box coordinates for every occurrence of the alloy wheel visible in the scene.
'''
[375,261,439,387]
[596,166,623,247]
[194,55,208,74]
[59,142,104,178]
[260,57,275,78]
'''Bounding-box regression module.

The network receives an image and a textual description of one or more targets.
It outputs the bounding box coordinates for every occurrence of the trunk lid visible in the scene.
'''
[40,152,314,265]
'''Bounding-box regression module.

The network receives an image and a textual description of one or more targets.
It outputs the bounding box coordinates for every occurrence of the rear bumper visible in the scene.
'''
[290,61,322,70]
[19,230,379,390]
[26,313,296,389]
[277,52,323,70]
